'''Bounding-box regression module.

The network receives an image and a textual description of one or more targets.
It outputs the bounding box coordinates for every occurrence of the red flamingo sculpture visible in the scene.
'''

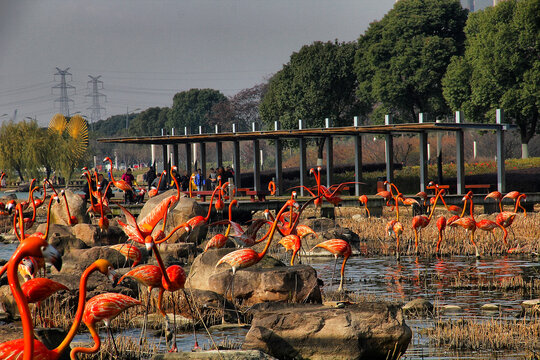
[311,239,352,292]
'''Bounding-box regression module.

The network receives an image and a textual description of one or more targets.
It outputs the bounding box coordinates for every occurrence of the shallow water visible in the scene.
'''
[3,238,538,358]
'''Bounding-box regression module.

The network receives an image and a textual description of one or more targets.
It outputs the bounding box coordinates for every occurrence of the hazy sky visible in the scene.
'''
[0,0,397,126]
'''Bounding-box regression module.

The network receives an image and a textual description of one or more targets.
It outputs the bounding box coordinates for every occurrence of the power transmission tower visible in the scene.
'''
[86,75,106,130]
[52,67,75,116]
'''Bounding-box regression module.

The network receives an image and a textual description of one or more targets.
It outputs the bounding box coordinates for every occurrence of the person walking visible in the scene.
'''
[121,168,135,204]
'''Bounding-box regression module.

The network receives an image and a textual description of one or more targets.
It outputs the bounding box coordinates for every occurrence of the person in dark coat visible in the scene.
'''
[145,166,156,191]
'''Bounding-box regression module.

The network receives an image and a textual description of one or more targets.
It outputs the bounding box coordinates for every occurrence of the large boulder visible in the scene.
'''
[186,249,321,305]
[50,189,88,225]
[61,246,131,273]
[243,302,412,360]
[36,223,88,255]
[138,191,206,243]
[71,223,125,247]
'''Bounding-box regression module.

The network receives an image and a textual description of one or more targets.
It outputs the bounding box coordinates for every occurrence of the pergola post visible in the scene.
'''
[353,116,363,196]
[274,121,283,196]
[299,119,306,197]
[184,127,192,176]
[161,144,169,183]
[455,111,465,194]
[198,126,207,185]
[496,109,506,193]
[325,118,334,188]
[384,115,394,184]
[418,113,428,192]
[215,124,223,168]
[232,123,241,187]
[252,122,261,192]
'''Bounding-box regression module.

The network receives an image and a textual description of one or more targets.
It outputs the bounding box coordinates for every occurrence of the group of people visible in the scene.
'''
[145,165,235,192]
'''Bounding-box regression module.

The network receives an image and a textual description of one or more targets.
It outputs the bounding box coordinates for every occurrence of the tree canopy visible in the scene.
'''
[167,88,228,133]
[355,0,468,123]
[442,0,539,157]
[129,107,169,136]
[260,40,359,130]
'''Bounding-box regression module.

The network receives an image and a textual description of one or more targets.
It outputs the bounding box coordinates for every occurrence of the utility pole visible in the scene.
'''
[86,75,106,130]
[52,67,75,116]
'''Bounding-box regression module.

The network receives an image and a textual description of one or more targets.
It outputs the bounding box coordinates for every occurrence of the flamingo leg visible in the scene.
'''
[396,234,400,261]
[230,274,241,325]
[221,275,233,324]
[436,232,443,253]
[106,325,120,357]
[414,228,419,254]
[330,256,338,290]
[181,289,200,351]
[138,290,151,347]
[470,232,480,258]
[169,295,178,352]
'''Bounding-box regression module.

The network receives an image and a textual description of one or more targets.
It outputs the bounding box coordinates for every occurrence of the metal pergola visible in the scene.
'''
[98,110,515,196]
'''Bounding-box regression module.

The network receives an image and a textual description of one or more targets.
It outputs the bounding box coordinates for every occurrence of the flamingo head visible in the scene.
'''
[183,223,192,234]
[317,166,322,172]
[462,193,472,202]
[103,157,111,163]
[292,191,297,199]
[94,259,118,286]
[264,209,270,220]
[359,195,368,204]
[25,236,62,272]
[6,200,16,214]
[19,257,36,280]
[144,236,154,252]
[416,191,427,199]
[309,168,315,175]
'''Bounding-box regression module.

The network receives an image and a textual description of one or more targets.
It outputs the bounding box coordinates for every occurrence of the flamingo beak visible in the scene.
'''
[42,244,62,272]
[108,269,119,287]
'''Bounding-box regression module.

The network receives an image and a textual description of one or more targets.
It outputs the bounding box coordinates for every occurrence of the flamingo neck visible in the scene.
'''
[43,195,56,240]
[54,263,98,355]
[7,247,35,360]
[171,171,180,200]
[152,242,171,286]
[514,195,523,213]
[41,183,47,203]
[427,191,442,221]
[107,159,116,184]
[85,174,96,209]
[204,187,221,222]
[156,172,164,190]
[468,196,475,221]
[63,192,72,220]
[258,204,291,259]
[70,323,101,358]
[460,197,468,218]
[395,195,400,222]
[30,188,37,221]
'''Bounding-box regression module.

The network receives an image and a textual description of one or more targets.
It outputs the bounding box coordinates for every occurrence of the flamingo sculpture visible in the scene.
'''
[463,193,506,245]
[504,192,527,216]
[216,199,302,320]
[185,185,221,231]
[435,216,447,253]
[22,277,68,326]
[358,195,370,218]
[117,264,165,346]
[103,156,134,193]
[278,234,302,266]
[109,243,142,267]
[386,219,404,260]
[60,189,78,226]
[411,189,442,254]
[311,239,352,292]
[148,170,166,198]
[0,236,62,360]
[71,293,141,358]
[205,200,237,251]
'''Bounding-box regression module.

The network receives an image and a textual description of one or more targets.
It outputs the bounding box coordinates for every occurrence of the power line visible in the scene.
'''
[51,67,75,116]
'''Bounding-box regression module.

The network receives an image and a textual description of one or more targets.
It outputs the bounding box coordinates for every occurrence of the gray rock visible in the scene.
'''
[481,303,500,311]
[187,249,321,305]
[36,223,88,255]
[243,302,411,360]
[50,189,88,225]
[402,298,434,314]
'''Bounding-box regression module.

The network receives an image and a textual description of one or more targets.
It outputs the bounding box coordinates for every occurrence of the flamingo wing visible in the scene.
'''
[139,197,172,232]
[117,220,145,244]
[83,293,141,325]
[21,278,68,303]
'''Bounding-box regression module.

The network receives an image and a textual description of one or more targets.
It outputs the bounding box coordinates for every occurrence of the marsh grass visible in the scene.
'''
[427,316,540,351]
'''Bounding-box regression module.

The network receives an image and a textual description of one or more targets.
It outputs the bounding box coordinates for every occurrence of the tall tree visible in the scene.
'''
[443,0,539,158]
[0,120,38,181]
[130,107,169,136]
[167,88,228,133]
[260,40,359,160]
[355,0,468,123]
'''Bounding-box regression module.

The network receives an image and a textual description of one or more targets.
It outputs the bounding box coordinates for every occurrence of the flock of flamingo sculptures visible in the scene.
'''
[0,159,530,359]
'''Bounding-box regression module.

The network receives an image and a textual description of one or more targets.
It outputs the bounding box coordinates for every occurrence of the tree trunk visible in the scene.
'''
[16,168,24,182]
[522,143,529,159]
[316,138,326,165]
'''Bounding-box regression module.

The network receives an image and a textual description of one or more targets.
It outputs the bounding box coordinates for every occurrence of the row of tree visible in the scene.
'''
[93,0,538,160]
